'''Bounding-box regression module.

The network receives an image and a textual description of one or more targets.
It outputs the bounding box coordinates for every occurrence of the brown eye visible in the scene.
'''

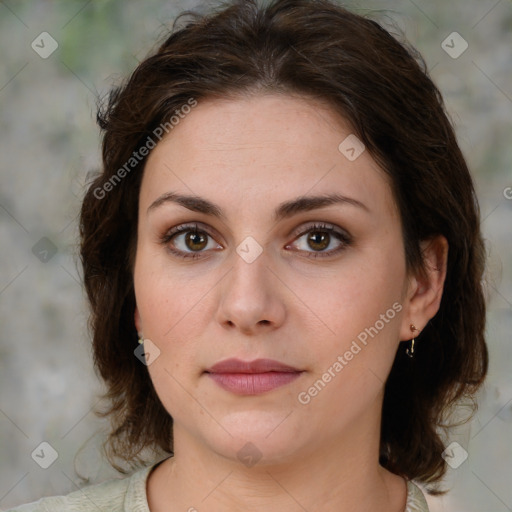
[307,230,330,251]
[286,223,352,259]
[160,223,222,260]
[185,230,208,251]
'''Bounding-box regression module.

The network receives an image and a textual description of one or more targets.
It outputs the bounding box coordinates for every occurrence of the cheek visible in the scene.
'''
[133,249,219,383]
[134,244,209,335]
[293,251,404,339]
[135,264,209,409]
[291,243,406,389]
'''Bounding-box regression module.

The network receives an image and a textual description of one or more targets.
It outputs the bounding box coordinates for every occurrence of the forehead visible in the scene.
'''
[141,93,398,221]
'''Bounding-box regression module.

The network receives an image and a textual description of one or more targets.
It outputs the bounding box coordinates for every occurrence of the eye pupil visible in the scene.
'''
[308,231,330,251]
[186,230,207,251]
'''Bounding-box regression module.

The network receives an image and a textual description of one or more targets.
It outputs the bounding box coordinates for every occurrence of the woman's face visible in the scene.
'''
[133,93,416,465]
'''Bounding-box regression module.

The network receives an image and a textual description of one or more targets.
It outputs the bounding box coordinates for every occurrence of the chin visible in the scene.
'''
[202,411,309,467]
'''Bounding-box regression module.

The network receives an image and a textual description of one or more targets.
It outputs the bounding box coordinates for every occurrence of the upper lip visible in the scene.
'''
[206,358,301,374]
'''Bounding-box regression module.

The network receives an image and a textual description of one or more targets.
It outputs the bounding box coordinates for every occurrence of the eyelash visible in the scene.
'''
[159,222,352,260]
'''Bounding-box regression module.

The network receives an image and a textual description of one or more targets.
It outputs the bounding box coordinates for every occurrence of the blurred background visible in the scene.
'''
[0,0,511,510]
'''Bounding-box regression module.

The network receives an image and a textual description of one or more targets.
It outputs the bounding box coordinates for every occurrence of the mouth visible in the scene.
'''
[204,358,304,395]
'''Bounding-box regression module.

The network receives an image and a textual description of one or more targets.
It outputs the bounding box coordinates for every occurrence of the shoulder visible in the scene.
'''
[5,465,154,512]
[405,480,430,512]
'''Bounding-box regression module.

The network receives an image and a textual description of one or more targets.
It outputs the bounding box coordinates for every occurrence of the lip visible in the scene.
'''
[206,358,301,374]
[205,358,303,395]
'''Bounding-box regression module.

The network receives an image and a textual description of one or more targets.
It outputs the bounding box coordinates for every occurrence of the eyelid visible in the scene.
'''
[289,221,349,240]
[161,222,223,244]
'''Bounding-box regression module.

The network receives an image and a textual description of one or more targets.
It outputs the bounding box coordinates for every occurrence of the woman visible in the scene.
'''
[9,0,487,510]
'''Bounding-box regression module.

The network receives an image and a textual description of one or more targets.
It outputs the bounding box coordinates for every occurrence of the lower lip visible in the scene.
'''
[206,372,302,395]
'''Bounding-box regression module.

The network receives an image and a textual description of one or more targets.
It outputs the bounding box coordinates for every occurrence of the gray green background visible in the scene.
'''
[0,0,511,510]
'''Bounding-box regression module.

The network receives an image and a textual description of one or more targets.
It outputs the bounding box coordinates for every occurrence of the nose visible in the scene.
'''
[215,246,286,335]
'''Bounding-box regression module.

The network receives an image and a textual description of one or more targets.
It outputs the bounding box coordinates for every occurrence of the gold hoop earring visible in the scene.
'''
[406,324,418,358]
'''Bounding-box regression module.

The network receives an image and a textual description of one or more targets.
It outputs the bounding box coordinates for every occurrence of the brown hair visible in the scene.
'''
[80,0,487,492]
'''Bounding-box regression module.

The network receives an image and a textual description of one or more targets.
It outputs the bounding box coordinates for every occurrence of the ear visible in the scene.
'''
[399,235,449,341]
[134,306,142,336]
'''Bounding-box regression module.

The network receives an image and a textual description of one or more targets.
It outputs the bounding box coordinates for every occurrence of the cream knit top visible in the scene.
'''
[7,463,430,511]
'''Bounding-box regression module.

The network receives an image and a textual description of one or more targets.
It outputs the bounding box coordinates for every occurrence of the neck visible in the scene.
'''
[147,398,407,512]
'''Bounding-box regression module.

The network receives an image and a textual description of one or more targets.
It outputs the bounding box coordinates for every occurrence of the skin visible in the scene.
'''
[133,93,448,512]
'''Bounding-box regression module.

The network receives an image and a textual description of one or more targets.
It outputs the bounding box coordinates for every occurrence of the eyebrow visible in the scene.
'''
[147,191,369,222]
